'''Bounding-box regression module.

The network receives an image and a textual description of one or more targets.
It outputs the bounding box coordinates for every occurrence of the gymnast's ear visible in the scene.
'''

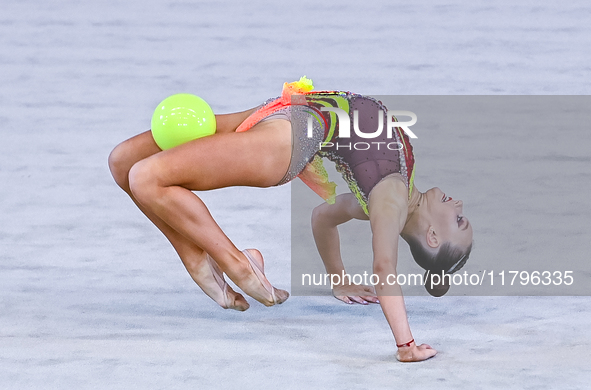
[424,270,450,297]
[426,227,440,249]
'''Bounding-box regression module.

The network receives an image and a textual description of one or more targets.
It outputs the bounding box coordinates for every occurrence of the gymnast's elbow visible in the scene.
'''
[311,201,342,228]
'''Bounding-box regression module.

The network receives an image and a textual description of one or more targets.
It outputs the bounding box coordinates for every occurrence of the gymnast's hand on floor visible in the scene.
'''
[396,342,437,362]
[332,283,379,305]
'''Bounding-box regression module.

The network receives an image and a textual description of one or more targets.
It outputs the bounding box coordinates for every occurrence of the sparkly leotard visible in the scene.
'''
[255,98,326,186]
[238,90,415,215]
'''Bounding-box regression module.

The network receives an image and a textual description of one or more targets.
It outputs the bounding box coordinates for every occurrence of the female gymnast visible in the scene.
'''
[108,78,473,362]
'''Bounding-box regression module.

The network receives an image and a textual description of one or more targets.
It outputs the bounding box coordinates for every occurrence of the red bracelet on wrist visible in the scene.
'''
[396,339,414,348]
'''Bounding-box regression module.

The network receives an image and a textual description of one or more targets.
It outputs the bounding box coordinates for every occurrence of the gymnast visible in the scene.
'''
[108,78,473,362]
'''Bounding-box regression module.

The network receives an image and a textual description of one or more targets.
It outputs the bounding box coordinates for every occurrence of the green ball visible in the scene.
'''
[151,94,216,150]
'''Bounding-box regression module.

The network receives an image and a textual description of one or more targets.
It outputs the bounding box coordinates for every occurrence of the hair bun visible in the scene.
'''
[424,270,450,297]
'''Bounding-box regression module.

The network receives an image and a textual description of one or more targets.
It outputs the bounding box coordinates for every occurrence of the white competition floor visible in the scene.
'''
[1,1,590,389]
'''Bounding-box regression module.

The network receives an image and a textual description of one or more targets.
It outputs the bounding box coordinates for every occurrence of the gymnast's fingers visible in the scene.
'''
[335,295,354,304]
[360,295,380,304]
[348,295,370,305]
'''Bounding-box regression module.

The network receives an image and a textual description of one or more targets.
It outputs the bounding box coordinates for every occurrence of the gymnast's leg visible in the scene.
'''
[108,109,256,310]
[125,118,292,306]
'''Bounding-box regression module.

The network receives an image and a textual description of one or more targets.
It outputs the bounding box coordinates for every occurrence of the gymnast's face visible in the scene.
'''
[422,187,473,250]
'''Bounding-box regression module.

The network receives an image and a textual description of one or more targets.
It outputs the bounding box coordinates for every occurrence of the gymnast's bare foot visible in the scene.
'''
[191,253,250,311]
[241,249,289,306]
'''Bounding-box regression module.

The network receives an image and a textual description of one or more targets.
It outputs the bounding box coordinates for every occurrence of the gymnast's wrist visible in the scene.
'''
[396,339,415,349]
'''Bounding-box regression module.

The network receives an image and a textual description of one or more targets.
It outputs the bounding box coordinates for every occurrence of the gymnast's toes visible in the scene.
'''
[224,288,250,311]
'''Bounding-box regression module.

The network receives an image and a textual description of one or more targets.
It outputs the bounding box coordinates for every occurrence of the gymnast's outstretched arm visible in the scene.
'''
[368,176,437,362]
[311,193,379,305]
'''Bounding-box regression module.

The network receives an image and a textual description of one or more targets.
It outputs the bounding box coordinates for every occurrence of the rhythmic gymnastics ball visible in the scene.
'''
[151,94,216,150]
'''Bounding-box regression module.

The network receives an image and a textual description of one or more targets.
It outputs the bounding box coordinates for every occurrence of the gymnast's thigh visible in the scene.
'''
[135,119,292,190]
